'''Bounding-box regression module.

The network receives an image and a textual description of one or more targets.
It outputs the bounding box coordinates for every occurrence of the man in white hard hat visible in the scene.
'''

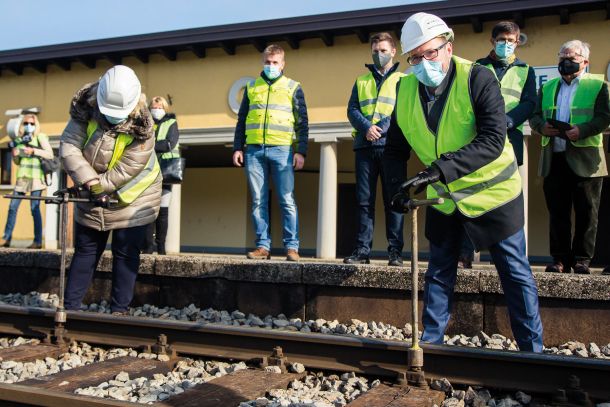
[384,13,543,352]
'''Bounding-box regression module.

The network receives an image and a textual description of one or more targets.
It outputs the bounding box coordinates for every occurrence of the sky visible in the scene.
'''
[0,0,437,52]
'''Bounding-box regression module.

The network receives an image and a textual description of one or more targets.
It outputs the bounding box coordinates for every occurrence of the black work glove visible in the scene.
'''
[89,183,111,208]
[506,115,514,130]
[54,186,89,199]
[400,165,442,195]
[390,192,410,213]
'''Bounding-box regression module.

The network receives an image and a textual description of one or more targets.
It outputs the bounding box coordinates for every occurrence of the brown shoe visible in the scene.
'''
[286,249,300,262]
[247,247,270,260]
[545,261,565,273]
[0,240,10,248]
[27,242,42,249]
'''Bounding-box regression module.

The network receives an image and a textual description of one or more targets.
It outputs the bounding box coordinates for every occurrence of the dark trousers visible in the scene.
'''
[354,148,404,254]
[144,208,168,254]
[543,153,603,265]
[64,222,147,312]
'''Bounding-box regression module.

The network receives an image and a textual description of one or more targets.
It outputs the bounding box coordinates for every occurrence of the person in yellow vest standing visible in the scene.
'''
[143,96,180,255]
[343,32,406,266]
[384,13,543,351]
[530,40,610,274]
[59,65,162,314]
[1,113,54,249]
[233,44,308,262]
[455,21,537,269]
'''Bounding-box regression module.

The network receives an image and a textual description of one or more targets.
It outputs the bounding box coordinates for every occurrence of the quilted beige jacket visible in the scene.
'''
[60,82,161,231]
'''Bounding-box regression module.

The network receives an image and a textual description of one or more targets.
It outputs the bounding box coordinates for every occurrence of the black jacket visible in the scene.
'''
[347,62,400,150]
[476,55,537,165]
[383,58,524,250]
[233,72,309,156]
[154,113,179,154]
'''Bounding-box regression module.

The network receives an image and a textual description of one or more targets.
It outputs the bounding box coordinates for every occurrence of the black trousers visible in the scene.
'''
[543,152,603,264]
[64,222,147,312]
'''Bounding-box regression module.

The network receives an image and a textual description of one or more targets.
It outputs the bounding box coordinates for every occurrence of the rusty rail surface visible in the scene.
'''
[0,304,607,400]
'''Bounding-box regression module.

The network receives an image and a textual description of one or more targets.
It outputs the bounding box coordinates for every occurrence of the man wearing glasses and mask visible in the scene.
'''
[530,40,610,275]
[384,13,543,352]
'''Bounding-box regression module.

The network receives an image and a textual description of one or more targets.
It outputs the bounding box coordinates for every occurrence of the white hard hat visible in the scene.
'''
[400,12,454,55]
[97,65,141,118]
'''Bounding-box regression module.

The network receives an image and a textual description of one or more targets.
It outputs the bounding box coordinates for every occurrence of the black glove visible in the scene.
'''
[400,166,442,195]
[54,186,89,199]
[390,192,410,213]
[506,115,514,130]
[89,183,111,208]
[91,193,111,208]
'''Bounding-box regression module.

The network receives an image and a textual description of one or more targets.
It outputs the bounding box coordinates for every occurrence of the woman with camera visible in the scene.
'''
[1,114,54,249]
[143,96,180,255]
[59,65,161,314]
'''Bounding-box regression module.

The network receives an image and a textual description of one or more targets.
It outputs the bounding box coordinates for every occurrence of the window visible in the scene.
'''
[1,148,12,185]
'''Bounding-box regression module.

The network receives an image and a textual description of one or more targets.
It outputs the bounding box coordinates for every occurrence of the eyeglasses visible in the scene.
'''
[407,41,448,65]
[558,52,584,62]
[494,38,518,45]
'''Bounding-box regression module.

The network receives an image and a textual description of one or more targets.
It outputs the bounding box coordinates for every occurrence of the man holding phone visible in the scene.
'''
[530,40,610,274]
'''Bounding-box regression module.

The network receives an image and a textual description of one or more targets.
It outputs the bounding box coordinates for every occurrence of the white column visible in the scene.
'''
[519,136,529,256]
[316,141,337,259]
[44,171,60,250]
[166,184,181,254]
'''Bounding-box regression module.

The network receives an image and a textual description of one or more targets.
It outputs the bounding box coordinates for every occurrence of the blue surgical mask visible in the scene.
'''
[495,42,516,59]
[23,123,35,134]
[104,115,126,125]
[412,59,447,88]
[263,65,282,80]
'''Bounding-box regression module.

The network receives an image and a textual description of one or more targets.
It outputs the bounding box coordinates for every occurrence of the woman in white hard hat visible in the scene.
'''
[59,65,161,314]
[384,13,543,352]
[143,96,180,255]
[1,113,54,249]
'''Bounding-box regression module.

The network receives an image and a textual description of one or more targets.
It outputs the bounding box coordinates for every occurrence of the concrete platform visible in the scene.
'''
[0,249,608,345]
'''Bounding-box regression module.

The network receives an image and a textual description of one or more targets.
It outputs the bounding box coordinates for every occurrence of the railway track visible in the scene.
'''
[0,303,608,405]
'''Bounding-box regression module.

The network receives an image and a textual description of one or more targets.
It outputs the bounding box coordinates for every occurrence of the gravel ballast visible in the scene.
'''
[1,292,610,358]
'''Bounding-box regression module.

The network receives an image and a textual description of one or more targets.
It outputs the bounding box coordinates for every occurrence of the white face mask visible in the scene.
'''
[150,108,166,121]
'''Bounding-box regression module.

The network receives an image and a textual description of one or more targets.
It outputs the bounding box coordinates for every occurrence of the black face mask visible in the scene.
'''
[558,59,581,76]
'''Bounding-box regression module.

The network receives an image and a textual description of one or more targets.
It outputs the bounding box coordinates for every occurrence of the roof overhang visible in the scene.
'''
[0,0,607,75]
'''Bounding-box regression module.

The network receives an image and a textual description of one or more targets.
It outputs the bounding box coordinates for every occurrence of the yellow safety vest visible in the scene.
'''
[541,73,605,148]
[16,133,47,181]
[352,71,405,136]
[395,56,521,217]
[86,121,160,205]
[484,64,529,132]
[155,118,180,159]
[245,75,299,146]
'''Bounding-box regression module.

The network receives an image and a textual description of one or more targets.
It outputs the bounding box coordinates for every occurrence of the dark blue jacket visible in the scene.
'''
[475,55,536,165]
[347,62,400,150]
[233,72,309,156]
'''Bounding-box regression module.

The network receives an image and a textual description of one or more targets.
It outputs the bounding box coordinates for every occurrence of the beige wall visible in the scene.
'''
[1,9,608,253]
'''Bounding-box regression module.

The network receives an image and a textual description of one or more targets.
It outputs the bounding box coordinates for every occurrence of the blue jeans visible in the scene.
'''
[245,145,298,251]
[2,189,43,244]
[355,148,404,254]
[421,228,544,352]
[64,222,147,313]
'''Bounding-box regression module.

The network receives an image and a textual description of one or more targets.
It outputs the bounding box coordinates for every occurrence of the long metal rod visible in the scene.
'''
[58,193,68,309]
[411,208,419,349]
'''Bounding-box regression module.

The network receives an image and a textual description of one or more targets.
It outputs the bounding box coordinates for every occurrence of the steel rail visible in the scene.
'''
[0,304,608,399]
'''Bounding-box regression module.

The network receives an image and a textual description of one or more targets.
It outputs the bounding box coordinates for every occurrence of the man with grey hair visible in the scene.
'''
[530,40,610,274]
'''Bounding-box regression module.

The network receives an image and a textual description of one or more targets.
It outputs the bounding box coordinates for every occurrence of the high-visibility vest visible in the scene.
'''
[484,64,529,132]
[395,56,521,217]
[541,73,605,148]
[86,121,160,205]
[155,118,180,159]
[16,133,47,181]
[352,71,405,136]
[245,75,299,146]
